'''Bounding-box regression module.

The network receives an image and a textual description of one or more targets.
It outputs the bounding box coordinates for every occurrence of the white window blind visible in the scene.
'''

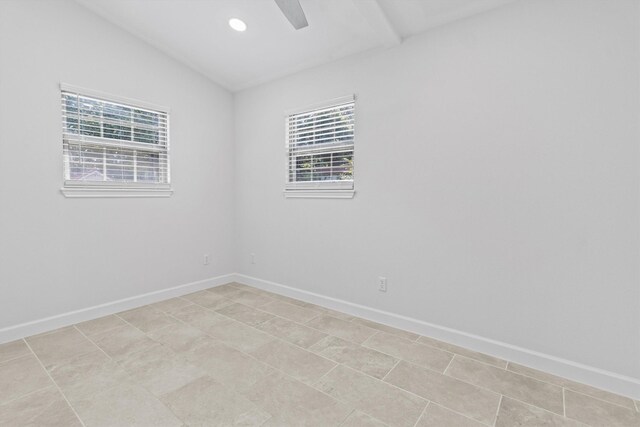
[286,96,355,194]
[61,85,170,195]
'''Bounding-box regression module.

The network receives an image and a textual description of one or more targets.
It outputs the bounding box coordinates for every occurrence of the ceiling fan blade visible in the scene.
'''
[274,0,308,30]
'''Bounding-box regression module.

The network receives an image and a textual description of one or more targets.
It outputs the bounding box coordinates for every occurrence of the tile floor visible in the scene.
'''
[0,282,638,426]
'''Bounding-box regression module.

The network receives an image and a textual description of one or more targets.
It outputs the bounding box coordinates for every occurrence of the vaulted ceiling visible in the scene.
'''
[74,0,518,92]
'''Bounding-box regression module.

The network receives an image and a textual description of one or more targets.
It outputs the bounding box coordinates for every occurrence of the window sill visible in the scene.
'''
[61,186,173,198]
[283,189,355,199]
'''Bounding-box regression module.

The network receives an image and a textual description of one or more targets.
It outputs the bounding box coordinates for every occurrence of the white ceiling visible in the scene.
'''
[74,0,517,92]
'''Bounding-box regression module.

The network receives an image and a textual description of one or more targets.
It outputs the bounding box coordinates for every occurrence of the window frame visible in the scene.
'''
[59,83,172,198]
[283,94,356,199]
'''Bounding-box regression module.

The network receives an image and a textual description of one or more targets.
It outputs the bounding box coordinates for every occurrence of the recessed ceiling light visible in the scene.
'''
[229,18,247,32]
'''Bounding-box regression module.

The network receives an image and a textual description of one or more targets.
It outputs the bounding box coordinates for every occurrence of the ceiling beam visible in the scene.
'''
[352,0,401,48]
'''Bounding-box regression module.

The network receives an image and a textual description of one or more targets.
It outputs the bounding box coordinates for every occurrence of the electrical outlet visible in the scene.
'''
[203,254,210,265]
[250,253,256,264]
[378,276,387,292]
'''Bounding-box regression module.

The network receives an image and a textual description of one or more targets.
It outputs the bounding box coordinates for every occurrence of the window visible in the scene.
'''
[285,95,355,198]
[60,84,171,198]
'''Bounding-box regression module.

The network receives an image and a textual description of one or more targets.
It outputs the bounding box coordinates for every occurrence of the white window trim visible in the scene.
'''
[283,189,355,199]
[61,187,173,198]
[284,94,356,199]
[60,83,170,114]
[59,83,172,198]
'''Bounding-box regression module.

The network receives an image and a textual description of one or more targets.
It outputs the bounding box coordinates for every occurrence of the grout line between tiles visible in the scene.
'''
[562,387,566,417]
[336,409,357,427]
[144,295,367,411]
[238,283,509,364]
[72,326,113,361]
[504,362,636,412]
[412,398,498,427]
[184,299,354,369]
[174,299,434,415]
[560,386,635,412]
[502,394,598,425]
[446,402,495,427]
[0,381,54,407]
[443,353,455,376]
[17,283,632,427]
[16,294,512,422]
[563,388,640,419]
[312,363,341,387]
[23,340,87,427]
[412,400,430,427]
[314,362,431,409]
[0,341,33,366]
[380,358,401,382]
[190,287,572,420]
[492,395,503,427]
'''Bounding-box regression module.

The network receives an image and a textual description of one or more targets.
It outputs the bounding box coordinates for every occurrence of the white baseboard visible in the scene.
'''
[0,273,235,344]
[235,273,640,400]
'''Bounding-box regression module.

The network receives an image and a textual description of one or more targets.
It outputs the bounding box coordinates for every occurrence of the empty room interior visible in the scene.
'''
[1,0,639,425]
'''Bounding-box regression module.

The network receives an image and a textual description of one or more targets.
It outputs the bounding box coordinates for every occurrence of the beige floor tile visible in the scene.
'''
[184,339,275,393]
[418,335,507,368]
[243,371,352,426]
[26,327,98,370]
[216,302,275,326]
[244,289,287,303]
[309,335,398,379]
[268,293,317,309]
[316,364,426,427]
[162,375,270,426]
[507,362,637,411]
[250,339,336,385]
[565,390,640,427]
[306,315,377,344]
[364,332,452,373]
[117,305,179,333]
[341,410,388,426]
[146,322,210,353]
[351,318,419,341]
[0,387,81,426]
[496,397,584,427]
[228,282,255,291]
[384,360,500,425]
[0,354,53,404]
[417,403,486,427]
[310,306,356,321]
[259,300,321,323]
[447,356,564,415]
[182,289,235,310]
[3,287,633,427]
[118,344,204,396]
[226,289,276,308]
[170,302,230,329]
[72,382,182,427]
[48,350,129,401]
[207,283,247,297]
[202,319,276,353]
[76,314,128,337]
[147,297,193,313]
[0,339,30,364]
[255,316,327,348]
[27,326,74,340]
[90,324,157,360]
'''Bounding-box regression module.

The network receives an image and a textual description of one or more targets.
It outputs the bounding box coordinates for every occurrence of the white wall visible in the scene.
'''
[0,0,236,328]
[235,0,640,380]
